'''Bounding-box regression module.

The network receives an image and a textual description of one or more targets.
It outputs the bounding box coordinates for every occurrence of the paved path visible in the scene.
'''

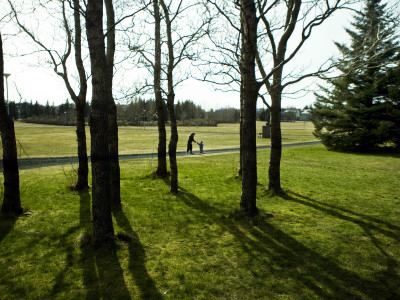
[0,141,321,171]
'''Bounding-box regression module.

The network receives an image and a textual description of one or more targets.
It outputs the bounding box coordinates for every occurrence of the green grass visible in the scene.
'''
[8,121,316,158]
[1,145,400,299]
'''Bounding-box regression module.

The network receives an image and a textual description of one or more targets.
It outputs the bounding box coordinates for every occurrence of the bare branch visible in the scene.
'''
[258,0,357,89]
[206,0,241,33]
[8,0,61,74]
[258,93,271,109]
[282,60,336,89]
[104,0,152,38]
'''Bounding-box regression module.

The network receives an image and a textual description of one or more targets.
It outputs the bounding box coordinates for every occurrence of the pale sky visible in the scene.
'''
[1,0,397,110]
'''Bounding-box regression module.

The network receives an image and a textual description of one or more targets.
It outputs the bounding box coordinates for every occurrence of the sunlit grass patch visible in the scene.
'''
[6,121,317,158]
[1,145,399,299]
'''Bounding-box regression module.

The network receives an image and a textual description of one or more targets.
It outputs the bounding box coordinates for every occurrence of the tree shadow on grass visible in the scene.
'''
[78,191,131,300]
[51,190,131,299]
[0,214,18,244]
[77,190,100,299]
[50,190,92,297]
[347,148,400,159]
[281,191,400,296]
[283,191,400,239]
[91,244,131,300]
[113,209,163,299]
[175,188,400,299]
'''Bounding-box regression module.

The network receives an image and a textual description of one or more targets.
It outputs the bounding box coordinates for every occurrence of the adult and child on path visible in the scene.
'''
[187,132,204,154]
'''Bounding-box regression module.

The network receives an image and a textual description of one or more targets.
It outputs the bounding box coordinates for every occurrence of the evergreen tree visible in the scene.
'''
[33,101,42,116]
[19,102,29,119]
[44,101,51,116]
[384,61,400,149]
[8,102,18,119]
[310,0,400,151]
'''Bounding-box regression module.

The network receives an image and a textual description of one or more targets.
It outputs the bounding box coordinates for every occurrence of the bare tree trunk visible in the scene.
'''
[0,121,22,215]
[0,34,22,215]
[73,0,89,190]
[160,0,179,193]
[156,100,167,177]
[239,0,259,218]
[257,0,300,193]
[265,27,287,193]
[105,0,121,209]
[75,101,89,190]
[86,0,114,244]
[108,101,121,209]
[238,86,243,177]
[154,0,167,177]
[167,94,178,193]
[268,91,282,192]
[240,93,258,217]
[265,34,286,193]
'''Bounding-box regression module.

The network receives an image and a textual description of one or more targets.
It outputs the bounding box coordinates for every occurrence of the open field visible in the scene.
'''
[7,121,316,158]
[1,145,400,299]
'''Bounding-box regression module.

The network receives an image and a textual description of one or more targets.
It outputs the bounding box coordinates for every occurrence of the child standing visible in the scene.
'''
[197,141,204,153]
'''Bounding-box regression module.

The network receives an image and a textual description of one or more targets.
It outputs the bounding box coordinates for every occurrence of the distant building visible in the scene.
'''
[299,112,310,121]
[281,108,301,121]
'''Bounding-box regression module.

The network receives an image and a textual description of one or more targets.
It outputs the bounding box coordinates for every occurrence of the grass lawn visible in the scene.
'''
[9,121,316,158]
[1,145,399,299]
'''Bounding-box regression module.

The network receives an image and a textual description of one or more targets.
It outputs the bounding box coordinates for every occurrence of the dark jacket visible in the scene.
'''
[188,135,196,145]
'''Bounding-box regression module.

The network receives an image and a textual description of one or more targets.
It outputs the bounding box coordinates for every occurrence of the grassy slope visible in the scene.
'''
[9,121,316,158]
[1,145,399,299]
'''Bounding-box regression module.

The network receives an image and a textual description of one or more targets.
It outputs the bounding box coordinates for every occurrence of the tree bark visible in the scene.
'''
[268,91,282,191]
[108,101,120,209]
[74,100,89,190]
[73,0,89,190]
[167,94,178,193]
[156,100,167,177]
[86,0,114,244]
[154,0,167,177]
[0,35,22,215]
[160,0,179,193]
[239,0,259,218]
[0,120,22,215]
[238,84,243,177]
[104,0,121,209]
[266,42,286,193]
[263,0,300,193]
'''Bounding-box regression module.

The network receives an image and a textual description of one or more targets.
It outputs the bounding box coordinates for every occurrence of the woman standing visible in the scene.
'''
[187,132,197,154]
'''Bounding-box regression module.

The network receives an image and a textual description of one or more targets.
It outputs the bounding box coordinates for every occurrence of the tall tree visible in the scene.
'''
[86,0,114,244]
[128,0,207,182]
[385,61,400,149]
[256,0,351,192]
[104,0,121,209]
[121,0,168,177]
[154,0,168,177]
[205,0,350,216]
[72,0,89,190]
[310,0,400,151]
[158,0,208,193]
[0,34,22,215]
[160,0,179,193]
[239,0,259,217]
[8,0,89,190]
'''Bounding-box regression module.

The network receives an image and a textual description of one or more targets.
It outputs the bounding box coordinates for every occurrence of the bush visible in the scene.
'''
[23,116,76,126]
[177,118,217,127]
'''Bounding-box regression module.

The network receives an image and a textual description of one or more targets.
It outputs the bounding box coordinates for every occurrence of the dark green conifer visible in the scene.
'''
[310,0,400,151]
